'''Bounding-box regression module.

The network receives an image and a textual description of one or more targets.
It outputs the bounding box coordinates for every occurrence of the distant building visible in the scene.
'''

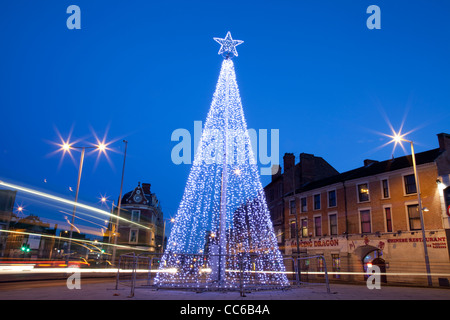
[111,182,165,258]
[0,189,16,257]
[281,133,450,286]
[4,214,57,259]
[264,153,339,252]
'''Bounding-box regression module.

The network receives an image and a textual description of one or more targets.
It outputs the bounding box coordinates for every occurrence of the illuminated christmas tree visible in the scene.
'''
[156,32,288,288]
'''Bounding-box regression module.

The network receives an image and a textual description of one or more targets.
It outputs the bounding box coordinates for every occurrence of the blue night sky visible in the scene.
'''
[0,1,449,237]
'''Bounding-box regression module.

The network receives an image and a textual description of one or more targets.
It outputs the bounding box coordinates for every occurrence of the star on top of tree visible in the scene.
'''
[213,31,244,58]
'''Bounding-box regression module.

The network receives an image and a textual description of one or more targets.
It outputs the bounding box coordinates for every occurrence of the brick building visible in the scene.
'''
[264,153,339,251]
[280,133,450,286]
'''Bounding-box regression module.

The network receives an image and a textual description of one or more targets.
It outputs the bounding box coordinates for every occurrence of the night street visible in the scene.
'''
[1,0,450,303]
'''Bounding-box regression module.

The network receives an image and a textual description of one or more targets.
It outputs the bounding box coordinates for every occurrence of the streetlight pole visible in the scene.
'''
[161,220,166,254]
[394,135,432,286]
[161,218,175,253]
[407,139,432,287]
[291,159,301,284]
[112,140,128,266]
[66,147,86,264]
[100,197,116,245]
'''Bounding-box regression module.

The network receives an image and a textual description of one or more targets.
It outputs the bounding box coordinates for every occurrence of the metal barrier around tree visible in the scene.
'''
[115,252,331,297]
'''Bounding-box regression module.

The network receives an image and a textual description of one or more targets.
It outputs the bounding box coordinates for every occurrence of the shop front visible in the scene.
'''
[285,231,450,286]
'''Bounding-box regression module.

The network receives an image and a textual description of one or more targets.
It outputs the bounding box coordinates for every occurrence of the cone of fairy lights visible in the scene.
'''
[155,32,289,289]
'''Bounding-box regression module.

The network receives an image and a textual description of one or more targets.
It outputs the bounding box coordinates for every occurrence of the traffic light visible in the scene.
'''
[21,243,30,253]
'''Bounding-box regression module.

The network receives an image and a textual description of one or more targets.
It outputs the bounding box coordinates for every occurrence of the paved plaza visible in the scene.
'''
[0,278,449,300]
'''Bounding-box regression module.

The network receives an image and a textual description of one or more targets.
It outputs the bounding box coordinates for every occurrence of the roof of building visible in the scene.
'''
[286,148,443,196]
[121,182,153,206]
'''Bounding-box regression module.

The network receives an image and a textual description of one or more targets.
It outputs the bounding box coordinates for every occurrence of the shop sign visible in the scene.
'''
[288,238,344,250]
[387,236,447,249]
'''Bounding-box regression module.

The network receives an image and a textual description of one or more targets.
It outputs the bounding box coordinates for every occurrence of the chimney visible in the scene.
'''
[271,164,282,181]
[437,133,450,152]
[142,183,151,195]
[283,153,295,172]
[364,159,378,167]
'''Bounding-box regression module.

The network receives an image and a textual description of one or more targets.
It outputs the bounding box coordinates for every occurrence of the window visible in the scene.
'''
[384,207,393,232]
[329,213,338,236]
[360,209,371,233]
[314,216,322,237]
[301,197,307,212]
[328,190,336,207]
[129,229,138,243]
[314,194,321,210]
[404,174,417,195]
[131,210,141,222]
[290,220,297,239]
[301,218,308,238]
[331,254,341,279]
[382,179,389,198]
[317,257,324,277]
[358,183,370,202]
[289,200,296,215]
[407,204,421,231]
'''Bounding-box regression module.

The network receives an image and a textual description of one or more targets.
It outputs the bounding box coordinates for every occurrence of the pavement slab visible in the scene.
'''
[0,278,449,300]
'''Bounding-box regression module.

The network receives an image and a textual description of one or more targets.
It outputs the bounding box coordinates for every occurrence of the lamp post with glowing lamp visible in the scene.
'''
[161,218,175,253]
[392,133,432,286]
[60,141,108,264]
[100,196,117,245]
[111,140,128,266]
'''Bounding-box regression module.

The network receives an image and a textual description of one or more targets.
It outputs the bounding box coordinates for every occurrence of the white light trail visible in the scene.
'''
[0,180,150,230]
[0,229,149,252]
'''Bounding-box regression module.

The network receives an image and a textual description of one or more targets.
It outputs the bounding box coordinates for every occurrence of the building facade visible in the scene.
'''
[111,182,165,258]
[264,153,339,252]
[278,133,450,287]
[3,214,58,260]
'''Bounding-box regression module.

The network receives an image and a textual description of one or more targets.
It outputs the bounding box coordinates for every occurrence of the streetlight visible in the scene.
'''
[59,140,109,264]
[62,143,71,152]
[100,196,117,245]
[391,132,432,286]
[161,217,175,253]
[289,155,302,284]
[111,140,128,265]
[100,196,118,248]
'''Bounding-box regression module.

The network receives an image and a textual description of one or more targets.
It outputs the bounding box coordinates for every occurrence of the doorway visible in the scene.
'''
[363,249,387,283]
